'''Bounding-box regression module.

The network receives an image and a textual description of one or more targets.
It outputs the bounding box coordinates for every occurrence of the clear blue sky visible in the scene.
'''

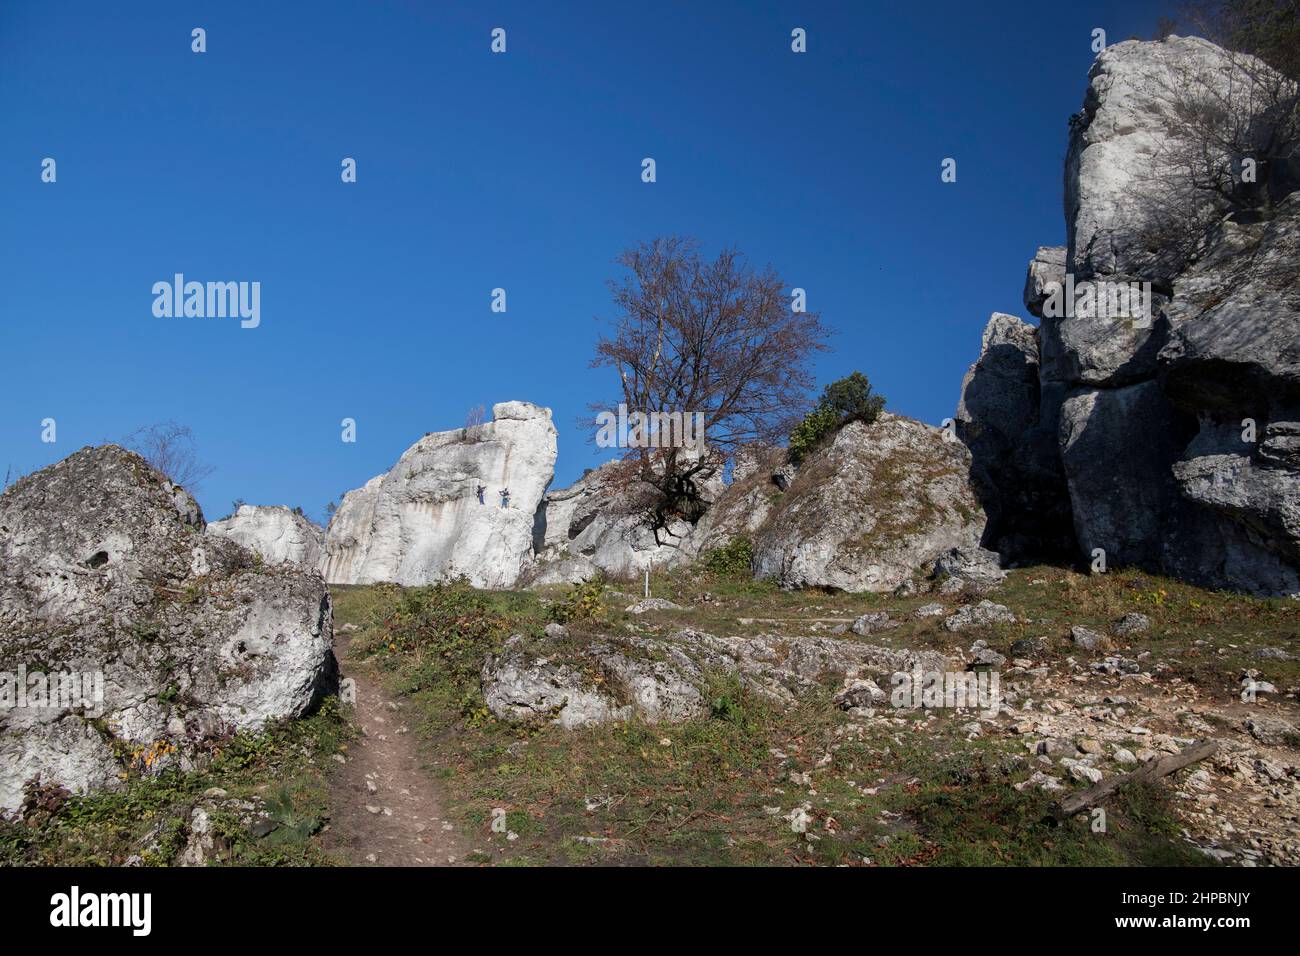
[0,0,1170,523]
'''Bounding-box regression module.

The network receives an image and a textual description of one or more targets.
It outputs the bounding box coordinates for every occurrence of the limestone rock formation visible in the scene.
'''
[750,414,986,592]
[1065,36,1252,288]
[321,401,557,590]
[527,454,725,583]
[481,627,951,728]
[967,36,1300,596]
[207,504,324,568]
[0,446,336,812]
[955,313,1074,560]
[676,444,789,562]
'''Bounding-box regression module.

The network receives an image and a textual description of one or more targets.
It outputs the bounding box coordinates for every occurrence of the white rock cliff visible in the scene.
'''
[321,401,558,590]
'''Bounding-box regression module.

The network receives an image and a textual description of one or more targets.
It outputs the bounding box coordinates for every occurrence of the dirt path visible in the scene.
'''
[323,629,474,866]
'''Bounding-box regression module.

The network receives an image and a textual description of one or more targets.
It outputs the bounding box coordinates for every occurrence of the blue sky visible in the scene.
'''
[0,0,1170,522]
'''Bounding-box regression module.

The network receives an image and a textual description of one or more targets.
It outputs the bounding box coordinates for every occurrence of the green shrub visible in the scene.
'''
[788,371,885,463]
[788,406,840,464]
[364,579,513,686]
[548,579,606,623]
[701,537,753,576]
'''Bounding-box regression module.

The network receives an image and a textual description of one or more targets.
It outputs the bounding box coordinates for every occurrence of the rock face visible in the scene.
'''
[677,444,789,562]
[207,505,324,568]
[482,627,951,728]
[955,313,1075,561]
[0,446,336,812]
[1064,37,1279,289]
[751,414,986,592]
[962,36,1300,596]
[321,402,557,590]
[527,454,725,583]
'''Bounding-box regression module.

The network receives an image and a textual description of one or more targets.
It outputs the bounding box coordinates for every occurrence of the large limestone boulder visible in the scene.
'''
[482,627,951,728]
[1056,37,1276,389]
[0,446,336,812]
[751,414,986,592]
[321,401,557,590]
[1065,36,1253,287]
[1160,193,1300,411]
[207,504,324,568]
[1005,36,1300,595]
[1156,194,1300,594]
[1058,381,1198,569]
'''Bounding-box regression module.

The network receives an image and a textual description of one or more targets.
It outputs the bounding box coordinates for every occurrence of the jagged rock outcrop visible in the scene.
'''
[973,36,1300,596]
[526,454,725,583]
[207,505,324,568]
[482,627,951,728]
[0,446,336,812]
[321,401,557,590]
[751,414,986,592]
[676,444,789,562]
[1065,36,1254,288]
[955,313,1074,560]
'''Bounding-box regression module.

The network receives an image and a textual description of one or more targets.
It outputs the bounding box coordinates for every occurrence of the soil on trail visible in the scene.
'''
[323,628,474,866]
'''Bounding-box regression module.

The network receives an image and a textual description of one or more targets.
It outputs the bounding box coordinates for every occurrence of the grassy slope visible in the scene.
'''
[5,550,1292,867]
[331,553,1298,866]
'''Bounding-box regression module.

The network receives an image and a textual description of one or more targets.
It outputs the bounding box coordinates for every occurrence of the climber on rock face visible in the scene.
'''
[476,484,485,505]
[499,487,510,508]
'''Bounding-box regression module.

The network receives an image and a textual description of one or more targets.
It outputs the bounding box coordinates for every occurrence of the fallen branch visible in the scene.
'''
[1050,739,1219,822]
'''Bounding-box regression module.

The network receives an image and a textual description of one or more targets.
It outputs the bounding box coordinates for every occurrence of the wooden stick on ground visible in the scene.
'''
[1050,739,1219,823]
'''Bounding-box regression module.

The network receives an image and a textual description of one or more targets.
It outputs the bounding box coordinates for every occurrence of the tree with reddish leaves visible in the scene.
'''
[592,236,829,534]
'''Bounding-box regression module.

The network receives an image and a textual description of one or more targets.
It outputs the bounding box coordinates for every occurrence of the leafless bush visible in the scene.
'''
[1137,2,1300,273]
[122,421,215,491]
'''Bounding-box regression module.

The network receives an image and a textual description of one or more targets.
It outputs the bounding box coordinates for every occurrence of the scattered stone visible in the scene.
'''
[1010,637,1047,658]
[850,611,899,636]
[967,640,1006,670]
[914,602,946,618]
[931,546,1008,594]
[1244,716,1297,746]
[1112,612,1151,637]
[942,601,1016,631]
[834,679,886,710]
[624,598,685,614]
[1070,626,1113,653]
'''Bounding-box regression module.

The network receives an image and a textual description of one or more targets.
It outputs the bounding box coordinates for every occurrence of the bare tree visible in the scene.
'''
[122,422,216,491]
[1136,1,1300,274]
[465,404,487,429]
[592,236,829,530]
